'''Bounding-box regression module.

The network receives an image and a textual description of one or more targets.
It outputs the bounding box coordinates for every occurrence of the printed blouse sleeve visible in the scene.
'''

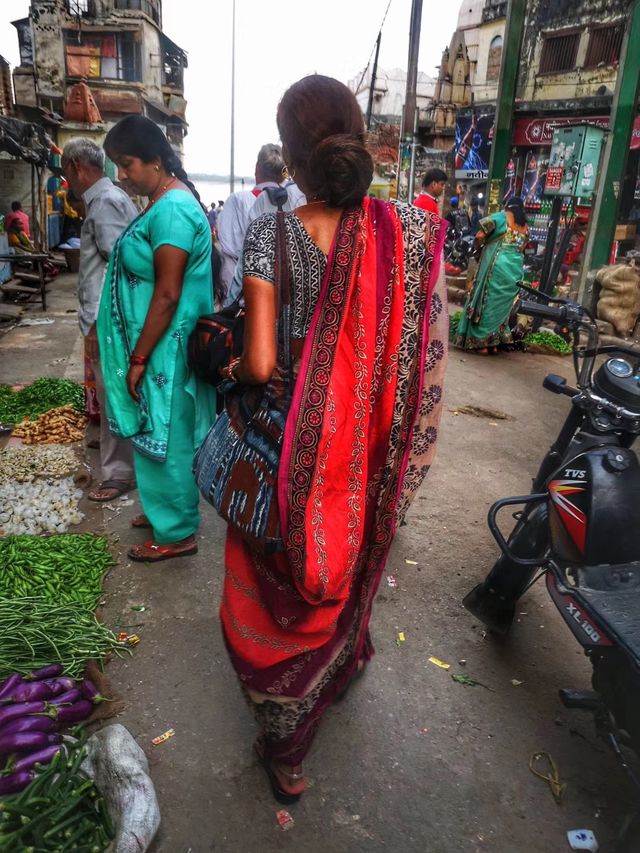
[242,214,277,284]
[149,194,202,254]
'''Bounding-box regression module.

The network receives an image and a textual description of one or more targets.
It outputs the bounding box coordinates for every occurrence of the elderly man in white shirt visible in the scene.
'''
[217,143,289,301]
[62,137,138,502]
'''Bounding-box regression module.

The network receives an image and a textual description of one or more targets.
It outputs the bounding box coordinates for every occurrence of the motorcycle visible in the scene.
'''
[445,226,474,273]
[462,284,640,851]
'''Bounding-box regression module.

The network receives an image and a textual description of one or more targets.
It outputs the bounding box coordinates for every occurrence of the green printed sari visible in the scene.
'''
[454,211,527,351]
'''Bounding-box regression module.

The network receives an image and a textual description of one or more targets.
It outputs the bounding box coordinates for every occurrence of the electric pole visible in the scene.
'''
[484,0,526,213]
[397,0,422,202]
[366,31,382,131]
[230,0,236,193]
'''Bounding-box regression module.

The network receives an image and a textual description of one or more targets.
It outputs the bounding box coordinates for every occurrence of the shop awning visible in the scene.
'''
[160,33,188,68]
[0,115,54,166]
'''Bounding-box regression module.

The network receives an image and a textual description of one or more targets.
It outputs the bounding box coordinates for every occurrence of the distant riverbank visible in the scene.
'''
[191,176,255,206]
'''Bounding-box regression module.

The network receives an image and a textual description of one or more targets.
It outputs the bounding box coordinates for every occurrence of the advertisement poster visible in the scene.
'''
[454,114,493,179]
[502,156,519,203]
[522,151,548,207]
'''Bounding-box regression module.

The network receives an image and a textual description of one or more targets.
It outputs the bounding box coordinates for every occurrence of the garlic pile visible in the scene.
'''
[0,445,80,484]
[0,478,84,536]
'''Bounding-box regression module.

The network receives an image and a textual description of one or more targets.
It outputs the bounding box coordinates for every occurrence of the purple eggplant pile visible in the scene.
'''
[0,665,108,793]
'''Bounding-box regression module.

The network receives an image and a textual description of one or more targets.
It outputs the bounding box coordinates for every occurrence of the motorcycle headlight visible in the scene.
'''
[606,358,634,379]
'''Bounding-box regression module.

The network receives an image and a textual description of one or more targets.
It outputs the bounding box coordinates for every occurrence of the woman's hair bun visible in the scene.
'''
[306,134,373,208]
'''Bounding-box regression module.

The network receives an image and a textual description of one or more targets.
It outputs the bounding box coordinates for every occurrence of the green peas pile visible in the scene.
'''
[0,597,129,680]
[0,738,115,852]
[0,379,84,424]
[0,535,114,610]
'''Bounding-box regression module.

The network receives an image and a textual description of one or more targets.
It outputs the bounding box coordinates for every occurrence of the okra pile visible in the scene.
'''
[0,737,114,852]
[0,534,113,608]
[0,597,129,680]
[0,379,84,425]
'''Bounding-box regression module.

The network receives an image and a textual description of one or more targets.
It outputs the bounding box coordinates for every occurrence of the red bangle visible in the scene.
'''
[129,354,148,366]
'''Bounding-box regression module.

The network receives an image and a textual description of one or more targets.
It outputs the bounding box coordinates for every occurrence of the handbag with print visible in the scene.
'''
[192,208,292,554]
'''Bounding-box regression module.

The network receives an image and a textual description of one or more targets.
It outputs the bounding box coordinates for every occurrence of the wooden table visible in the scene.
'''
[0,253,49,311]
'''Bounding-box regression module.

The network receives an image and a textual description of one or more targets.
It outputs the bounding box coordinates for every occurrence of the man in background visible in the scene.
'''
[414,168,447,215]
[207,202,218,236]
[5,201,30,237]
[62,137,137,503]
[217,143,285,299]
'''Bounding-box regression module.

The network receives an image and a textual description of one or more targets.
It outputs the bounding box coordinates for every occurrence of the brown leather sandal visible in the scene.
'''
[128,536,198,563]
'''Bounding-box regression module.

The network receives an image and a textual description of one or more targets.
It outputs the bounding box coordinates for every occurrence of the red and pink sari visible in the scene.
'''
[220,198,448,766]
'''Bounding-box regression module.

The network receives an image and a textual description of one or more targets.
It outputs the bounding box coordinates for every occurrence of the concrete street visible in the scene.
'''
[1,274,636,853]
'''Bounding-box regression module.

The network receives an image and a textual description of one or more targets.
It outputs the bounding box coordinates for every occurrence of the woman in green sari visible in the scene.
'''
[454,197,528,353]
[97,116,216,562]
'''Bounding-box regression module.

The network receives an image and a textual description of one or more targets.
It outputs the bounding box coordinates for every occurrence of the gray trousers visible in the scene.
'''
[91,347,135,485]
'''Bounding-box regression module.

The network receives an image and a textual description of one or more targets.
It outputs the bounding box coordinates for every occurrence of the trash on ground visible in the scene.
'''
[127,634,141,646]
[151,728,175,746]
[529,751,565,804]
[18,317,55,326]
[458,659,467,666]
[567,829,599,851]
[451,673,496,691]
[397,631,405,645]
[511,679,525,686]
[429,656,451,670]
[131,605,146,612]
[276,809,295,831]
[386,575,398,588]
[450,404,512,420]
[404,559,418,565]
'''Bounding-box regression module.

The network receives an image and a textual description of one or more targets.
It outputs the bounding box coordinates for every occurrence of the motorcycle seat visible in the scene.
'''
[572,563,640,661]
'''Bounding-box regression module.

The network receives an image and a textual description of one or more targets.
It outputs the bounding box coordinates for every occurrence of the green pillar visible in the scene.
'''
[485,0,527,213]
[579,0,640,296]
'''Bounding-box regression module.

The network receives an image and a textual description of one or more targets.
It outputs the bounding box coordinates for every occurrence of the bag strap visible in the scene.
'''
[274,207,293,391]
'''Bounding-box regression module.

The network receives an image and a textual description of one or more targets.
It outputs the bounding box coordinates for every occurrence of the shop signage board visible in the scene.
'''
[513,115,640,149]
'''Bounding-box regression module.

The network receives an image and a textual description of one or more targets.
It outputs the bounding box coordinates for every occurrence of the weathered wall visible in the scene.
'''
[474,18,505,104]
[518,0,630,103]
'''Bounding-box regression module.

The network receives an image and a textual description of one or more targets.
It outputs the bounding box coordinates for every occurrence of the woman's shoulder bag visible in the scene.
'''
[192,206,292,554]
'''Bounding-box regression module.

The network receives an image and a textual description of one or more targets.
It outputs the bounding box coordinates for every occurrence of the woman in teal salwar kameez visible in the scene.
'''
[97,116,216,562]
[455,197,528,352]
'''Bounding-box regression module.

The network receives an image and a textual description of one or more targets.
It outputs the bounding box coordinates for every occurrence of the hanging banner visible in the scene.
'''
[522,151,548,207]
[502,156,520,203]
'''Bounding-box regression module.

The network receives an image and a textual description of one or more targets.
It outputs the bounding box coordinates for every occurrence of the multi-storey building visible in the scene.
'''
[2,0,188,246]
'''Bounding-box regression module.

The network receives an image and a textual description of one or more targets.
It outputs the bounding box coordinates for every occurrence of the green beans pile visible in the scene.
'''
[0,597,129,680]
[0,534,113,609]
[0,379,84,424]
[523,330,573,354]
[0,738,114,852]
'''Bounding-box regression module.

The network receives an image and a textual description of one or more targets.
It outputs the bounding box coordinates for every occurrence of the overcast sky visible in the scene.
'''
[0,1,460,175]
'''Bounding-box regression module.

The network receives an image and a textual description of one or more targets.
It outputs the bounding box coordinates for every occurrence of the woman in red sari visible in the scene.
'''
[218,75,448,802]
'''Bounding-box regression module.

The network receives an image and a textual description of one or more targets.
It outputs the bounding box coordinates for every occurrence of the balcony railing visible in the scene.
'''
[113,0,161,26]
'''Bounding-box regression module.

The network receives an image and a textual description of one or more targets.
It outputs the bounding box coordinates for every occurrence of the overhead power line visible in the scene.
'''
[355,0,394,95]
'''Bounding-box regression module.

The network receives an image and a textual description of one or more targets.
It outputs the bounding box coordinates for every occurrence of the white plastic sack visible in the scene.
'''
[82,723,160,853]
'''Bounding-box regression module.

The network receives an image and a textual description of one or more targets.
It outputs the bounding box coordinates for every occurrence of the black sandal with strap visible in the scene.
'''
[254,739,306,804]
